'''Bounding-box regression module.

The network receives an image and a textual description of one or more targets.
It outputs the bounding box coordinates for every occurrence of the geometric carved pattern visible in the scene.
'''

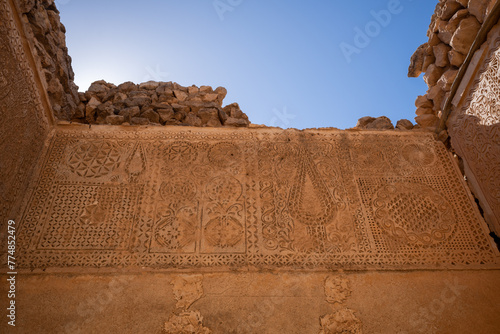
[372,183,455,246]
[449,40,500,233]
[16,128,498,271]
[38,184,142,250]
[0,0,50,223]
[66,141,122,178]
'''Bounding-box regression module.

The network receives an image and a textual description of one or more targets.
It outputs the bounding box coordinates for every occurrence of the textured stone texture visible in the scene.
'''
[2,1,500,333]
[0,0,51,225]
[1,271,500,333]
[18,0,79,120]
[76,80,250,127]
[15,126,498,270]
[408,0,496,129]
[448,29,500,235]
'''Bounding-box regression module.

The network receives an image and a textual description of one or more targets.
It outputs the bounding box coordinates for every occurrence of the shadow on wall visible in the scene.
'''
[448,113,500,236]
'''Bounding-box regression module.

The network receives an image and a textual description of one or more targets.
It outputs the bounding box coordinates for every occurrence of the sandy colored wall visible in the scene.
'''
[447,22,500,235]
[0,0,52,224]
[14,126,498,271]
[1,271,500,333]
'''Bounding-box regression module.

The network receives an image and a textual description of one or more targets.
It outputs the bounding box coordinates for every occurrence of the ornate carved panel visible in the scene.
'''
[0,0,50,223]
[16,127,498,271]
[449,38,500,234]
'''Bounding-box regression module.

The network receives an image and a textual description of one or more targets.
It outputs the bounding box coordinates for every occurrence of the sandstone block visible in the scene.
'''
[205,117,222,127]
[437,9,468,45]
[74,102,85,119]
[139,81,160,90]
[415,95,434,109]
[105,115,125,125]
[188,86,199,95]
[141,109,160,123]
[215,86,227,105]
[433,43,452,67]
[198,108,219,124]
[174,90,188,102]
[223,103,246,119]
[202,93,219,102]
[184,101,207,114]
[156,84,174,96]
[438,0,463,20]
[450,16,481,54]
[423,64,445,86]
[356,116,376,128]
[427,85,446,112]
[184,113,202,127]
[416,107,435,116]
[85,96,101,122]
[449,49,466,67]
[415,114,439,128]
[218,107,228,123]
[428,32,442,47]
[408,44,426,77]
[158,108,175,124]
[118,81,138,92]
[468,0,490,23]
[365,116,394,130]
[422,46,436,72]
[224,117,249,127]
[174,111,186,121]
[113,92,128,103]
[88,81,108,94]
[199,85,213,93]
[130,117,149,125]
[437,20,454,44]
[396,119,414,130]
[172,104,190,114]
[438,68,459,91]
[125,96,151,108]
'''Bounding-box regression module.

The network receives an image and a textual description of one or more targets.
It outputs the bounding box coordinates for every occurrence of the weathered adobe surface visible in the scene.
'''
[75,80,250,127]
[18,0,80,120]
[408,0,496,130]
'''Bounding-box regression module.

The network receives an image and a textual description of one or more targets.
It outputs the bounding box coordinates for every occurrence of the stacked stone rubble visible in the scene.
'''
[408,0,496,130]
[354,116,415,131]
[19,0,80,120]
[76,80,250,127]
[19,1,250,127]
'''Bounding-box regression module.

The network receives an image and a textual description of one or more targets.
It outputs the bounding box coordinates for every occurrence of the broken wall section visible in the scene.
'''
[76,80,251,127]
[18,0,79,120]
[408,0,496,130]
[17,1,252,127]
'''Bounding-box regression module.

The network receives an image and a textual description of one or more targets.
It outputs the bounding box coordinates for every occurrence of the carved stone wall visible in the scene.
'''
[0,0,51,224]
[448,27,500,234]
[408,0,497,130]
[17,126,498,271]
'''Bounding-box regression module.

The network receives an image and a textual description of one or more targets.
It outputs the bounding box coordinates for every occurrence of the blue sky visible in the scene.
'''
[57,0,436,129]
